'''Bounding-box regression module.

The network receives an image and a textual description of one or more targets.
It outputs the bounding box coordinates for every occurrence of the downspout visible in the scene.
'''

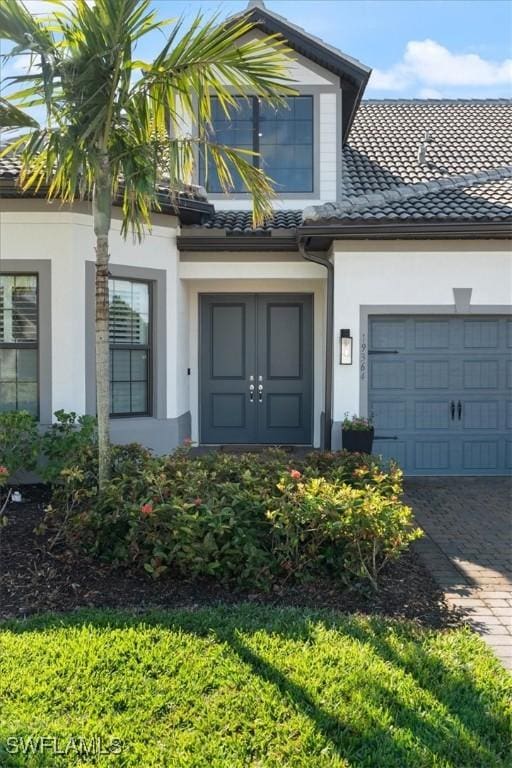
[298,236,334,451]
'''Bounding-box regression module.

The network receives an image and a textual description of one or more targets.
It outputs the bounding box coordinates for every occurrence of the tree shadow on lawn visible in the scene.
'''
[1,607,510,768]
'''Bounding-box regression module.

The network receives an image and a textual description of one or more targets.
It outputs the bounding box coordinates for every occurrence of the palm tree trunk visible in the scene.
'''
[93,152,112,491]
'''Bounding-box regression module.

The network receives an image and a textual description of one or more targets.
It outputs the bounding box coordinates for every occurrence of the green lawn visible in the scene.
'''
[0,607,510,768]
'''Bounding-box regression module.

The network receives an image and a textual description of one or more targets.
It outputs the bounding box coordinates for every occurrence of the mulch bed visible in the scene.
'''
[0,485,460,628]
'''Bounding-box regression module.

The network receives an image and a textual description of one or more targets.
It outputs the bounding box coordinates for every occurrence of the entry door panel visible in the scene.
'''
[200,294,312,444]
[257,296,313,444]
[200,296,257,444]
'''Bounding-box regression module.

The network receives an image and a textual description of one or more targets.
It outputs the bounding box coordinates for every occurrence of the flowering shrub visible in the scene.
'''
[269,473,420,589]
[342,413,373,431]
[46,446,421,589]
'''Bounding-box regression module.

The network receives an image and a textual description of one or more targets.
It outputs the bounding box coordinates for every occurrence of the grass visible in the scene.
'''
[0,606,510,768]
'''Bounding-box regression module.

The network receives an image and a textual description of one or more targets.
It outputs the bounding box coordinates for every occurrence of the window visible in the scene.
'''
[0,274,38,417]
[109,278,151,417]
[200,96,314,194]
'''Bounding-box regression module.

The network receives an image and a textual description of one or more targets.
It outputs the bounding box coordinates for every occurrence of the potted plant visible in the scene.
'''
[341,413,374,454]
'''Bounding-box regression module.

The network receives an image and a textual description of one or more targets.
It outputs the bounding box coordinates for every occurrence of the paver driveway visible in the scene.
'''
[404,477,512,670]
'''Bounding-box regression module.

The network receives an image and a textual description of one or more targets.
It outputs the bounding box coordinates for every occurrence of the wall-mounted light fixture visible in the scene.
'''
[340,329,353,365]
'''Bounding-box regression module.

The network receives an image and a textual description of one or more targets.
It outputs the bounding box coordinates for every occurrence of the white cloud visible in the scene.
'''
[369,39,512,94]
[418,88,443,99]
[21,0,93,13]
[369,66,409,92]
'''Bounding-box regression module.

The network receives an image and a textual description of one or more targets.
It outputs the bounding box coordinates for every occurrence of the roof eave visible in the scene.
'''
[178,219,511,252]
[0,179,214,224]
[177,233,299,252]
[299,219,512,246]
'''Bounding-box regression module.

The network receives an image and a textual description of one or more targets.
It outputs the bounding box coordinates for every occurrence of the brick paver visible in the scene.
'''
[405,477,512,671]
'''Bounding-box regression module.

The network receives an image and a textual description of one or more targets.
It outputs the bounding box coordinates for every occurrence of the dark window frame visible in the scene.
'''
[199,95,314,195]
[109,276,152,419]
[0,272,39,419]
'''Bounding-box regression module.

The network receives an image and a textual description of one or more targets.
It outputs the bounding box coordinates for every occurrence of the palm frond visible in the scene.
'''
[0,97,39,130]
[0,0,294,232]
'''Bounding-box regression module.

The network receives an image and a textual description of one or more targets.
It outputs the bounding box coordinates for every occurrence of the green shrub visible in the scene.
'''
[40,409,97,484]
[303,450,404,499]
[0,410,40,476]
[46,446,420,589]
[269,472,420,589]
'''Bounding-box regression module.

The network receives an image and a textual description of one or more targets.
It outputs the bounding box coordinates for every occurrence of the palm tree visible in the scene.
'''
[0,0,293,489]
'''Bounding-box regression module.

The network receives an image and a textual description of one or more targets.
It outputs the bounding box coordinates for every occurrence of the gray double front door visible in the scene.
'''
[200,294,313,445]
[369,315,511,475]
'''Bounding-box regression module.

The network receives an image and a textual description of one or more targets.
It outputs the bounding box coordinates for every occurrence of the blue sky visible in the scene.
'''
[5,0,512,99]
[137,0,512,98]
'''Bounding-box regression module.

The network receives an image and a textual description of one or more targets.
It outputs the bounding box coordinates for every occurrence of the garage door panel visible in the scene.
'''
[463,360,499,389]
[415,441,450,470]
[506,442,512,470]
[463,441,499,471]
[506,360,512,388]
[463,401,499,430]
[370,360,406,390]
[369,315,509,475]
[463,319,499,348]
[506,401,512,430]
[375,440,407,466]
[415,360,449,389]
[370,319,407,350]
[371,400,407,430]
[415,401,450,430]
[414,320,450,349]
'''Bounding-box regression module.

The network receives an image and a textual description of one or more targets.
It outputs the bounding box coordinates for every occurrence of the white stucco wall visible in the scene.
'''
[0,202,327,448]
[0,201,181,422]
[332,239,512,431]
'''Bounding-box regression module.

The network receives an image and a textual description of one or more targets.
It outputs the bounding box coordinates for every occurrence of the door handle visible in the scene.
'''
[450,401,455,420]
[249,384,255,403]
[457,400,462,420]
[258,383,263,403]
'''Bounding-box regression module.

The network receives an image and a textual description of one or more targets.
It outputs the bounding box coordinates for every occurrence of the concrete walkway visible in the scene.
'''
[404,477,512,671]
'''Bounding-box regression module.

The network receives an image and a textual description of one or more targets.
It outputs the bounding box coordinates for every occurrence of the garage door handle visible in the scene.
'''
[457,400,462,420]
[450,401,455,420]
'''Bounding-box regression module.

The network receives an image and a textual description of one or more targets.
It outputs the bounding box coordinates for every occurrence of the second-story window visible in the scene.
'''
[200,96,314,194]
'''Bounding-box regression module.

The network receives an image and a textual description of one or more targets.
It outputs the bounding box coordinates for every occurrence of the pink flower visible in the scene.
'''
[140,503,154,517]
[183,437,193,446]
[289,469,302,480]
[0,466,8,476]
[194,497,202,506]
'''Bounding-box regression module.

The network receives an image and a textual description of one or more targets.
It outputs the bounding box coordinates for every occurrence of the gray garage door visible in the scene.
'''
[368,315,511,475]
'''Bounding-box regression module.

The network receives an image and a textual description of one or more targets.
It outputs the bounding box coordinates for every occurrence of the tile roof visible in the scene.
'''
[306,99,512,226]
[308,169,512,223]
[341,99,512,196]
[199,99,512,231]
[2,100,512,231]
[201,208,302,234]
[0,156,208,202]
